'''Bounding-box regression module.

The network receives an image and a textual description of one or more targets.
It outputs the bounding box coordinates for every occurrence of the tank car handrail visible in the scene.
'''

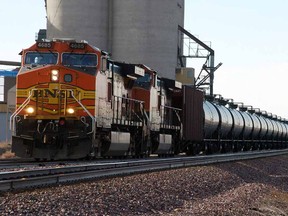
[9,89,35,132]
[160,105,182,112]
[68,90,96,134]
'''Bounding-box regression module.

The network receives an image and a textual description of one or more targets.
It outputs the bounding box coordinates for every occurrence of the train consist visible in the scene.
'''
[11,39,288,160]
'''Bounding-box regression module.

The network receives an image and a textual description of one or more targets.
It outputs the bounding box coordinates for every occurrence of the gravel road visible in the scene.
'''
[0,155,287,215]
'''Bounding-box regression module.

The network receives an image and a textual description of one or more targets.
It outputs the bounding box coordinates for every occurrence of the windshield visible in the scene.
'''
[62,53,97,75]
[62,53,97,67]
[25,52,58,65]
[136,73,150,83]
[134,73,151,89]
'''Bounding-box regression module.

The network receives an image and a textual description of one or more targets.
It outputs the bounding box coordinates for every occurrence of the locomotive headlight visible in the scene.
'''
[26,107,35,114]
[67,108,75,114]
[51,69,59,81]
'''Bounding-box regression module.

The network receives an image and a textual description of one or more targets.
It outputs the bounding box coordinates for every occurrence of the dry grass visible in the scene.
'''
[0,141,15,159]
[270,189,288,203]
[253,189,288,216]
[0,141,11,149]
[0,150,15,159]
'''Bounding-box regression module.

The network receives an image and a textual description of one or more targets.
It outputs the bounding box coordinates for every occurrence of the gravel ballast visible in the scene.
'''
[0,155,288,215]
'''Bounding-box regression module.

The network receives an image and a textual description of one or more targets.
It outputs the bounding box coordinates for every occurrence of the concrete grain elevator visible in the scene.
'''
[45,0,185,79]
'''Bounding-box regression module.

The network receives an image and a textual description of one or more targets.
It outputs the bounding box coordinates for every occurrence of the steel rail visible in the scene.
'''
[0,149,287,192]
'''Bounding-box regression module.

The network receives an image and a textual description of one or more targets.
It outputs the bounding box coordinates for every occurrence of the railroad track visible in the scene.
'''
[0,149,287,192]
[0,158,46,169]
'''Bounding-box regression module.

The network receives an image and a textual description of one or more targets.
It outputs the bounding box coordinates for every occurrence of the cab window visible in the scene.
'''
[62,53,98,75]
[25,52,58,65]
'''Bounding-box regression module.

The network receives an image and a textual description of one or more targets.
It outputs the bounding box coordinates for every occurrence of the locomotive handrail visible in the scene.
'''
[143,109,151,128]
[113,95,144,104]
[160,105,182,126]
[9,89,35,132]
[112,95,145,125]
[68,90,96,135]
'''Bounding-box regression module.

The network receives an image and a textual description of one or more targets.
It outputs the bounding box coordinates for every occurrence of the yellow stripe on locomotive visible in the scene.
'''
[16,84,95,119]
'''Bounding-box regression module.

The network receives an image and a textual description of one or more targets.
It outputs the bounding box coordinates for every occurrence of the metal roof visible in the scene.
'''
[0,70,18,77]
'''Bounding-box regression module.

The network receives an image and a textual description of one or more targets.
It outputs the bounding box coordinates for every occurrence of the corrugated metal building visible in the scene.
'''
[0,104,12,143]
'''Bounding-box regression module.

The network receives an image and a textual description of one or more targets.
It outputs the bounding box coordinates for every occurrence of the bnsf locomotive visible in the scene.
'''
[10,39,288,160]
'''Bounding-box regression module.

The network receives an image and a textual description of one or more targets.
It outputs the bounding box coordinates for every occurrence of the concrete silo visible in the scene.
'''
[46,0,109,51]
[45,0,184,79]
[110,0,184,79]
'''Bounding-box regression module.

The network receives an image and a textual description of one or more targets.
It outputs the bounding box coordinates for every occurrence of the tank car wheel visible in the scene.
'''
[244,143,252,151]
[259,142,264,150]
[238,143,244,152]
[220,143,227,153]
[205,142,213,155]
[232,142,239,152]
[194,143,203,155]
[252,142,259,150]
[225,143,232,153]
[215,143,222,154]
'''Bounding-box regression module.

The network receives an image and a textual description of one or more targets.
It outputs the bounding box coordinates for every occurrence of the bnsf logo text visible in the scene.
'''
[32,89,78,99]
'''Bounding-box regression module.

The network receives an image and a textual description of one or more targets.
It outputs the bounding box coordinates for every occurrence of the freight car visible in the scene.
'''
[10,39,288,160]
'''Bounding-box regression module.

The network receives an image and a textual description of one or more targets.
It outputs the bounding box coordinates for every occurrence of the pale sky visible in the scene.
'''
[1,0,288,118]
[185,1,288,119]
